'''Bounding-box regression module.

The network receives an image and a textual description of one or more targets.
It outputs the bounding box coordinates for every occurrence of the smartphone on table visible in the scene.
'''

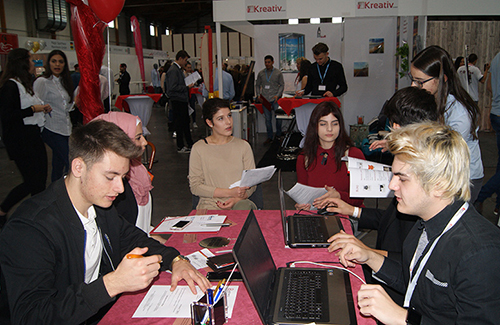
[170,220,191,230]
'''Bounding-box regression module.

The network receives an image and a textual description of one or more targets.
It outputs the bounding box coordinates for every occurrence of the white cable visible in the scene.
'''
[290,261,366,284]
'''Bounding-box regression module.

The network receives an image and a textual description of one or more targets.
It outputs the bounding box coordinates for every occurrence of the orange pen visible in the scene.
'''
[126,254,143,259]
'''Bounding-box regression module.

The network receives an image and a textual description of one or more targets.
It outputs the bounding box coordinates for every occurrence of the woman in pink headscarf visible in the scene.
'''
[92,111,153,234]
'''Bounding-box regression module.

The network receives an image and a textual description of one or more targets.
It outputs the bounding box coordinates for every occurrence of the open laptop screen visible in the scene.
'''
[233,211,276,323]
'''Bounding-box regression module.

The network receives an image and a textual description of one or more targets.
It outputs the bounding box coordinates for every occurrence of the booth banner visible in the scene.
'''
[0,33,18,54]
[355,0,399,16]
[245,0,286,20]
[131,16,146,93]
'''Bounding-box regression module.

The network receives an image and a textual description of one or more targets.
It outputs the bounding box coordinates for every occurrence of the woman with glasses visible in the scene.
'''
[410,45,483,202]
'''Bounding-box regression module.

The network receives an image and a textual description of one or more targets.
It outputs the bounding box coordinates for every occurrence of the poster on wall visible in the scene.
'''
[0,33,18,55]
[369,38,384,53]
[279,33,305,72]
[354,62,369,77]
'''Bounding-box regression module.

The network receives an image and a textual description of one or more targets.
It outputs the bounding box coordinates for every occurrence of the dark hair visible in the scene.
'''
[42,50,74,102]
[301,101,352,171]
[468,53,478,64]
[69,120,142,170]
[312,43,329,55]
[454,56,463,71]
[74,63,79,69]
[384,87,438,126]
[411,45,479,139]
[264,55,274,62]
[0,48,34,95]
[176,50,190,60]
[162,60,172,73]
[202,98,231,126]
[298,59,311,80]
[120,63,127,68]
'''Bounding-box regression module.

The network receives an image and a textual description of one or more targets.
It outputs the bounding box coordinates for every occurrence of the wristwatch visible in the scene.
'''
[170,254,190,268]
[406,307,422,325]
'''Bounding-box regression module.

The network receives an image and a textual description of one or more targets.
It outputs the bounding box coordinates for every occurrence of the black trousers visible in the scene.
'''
[1,127,47,213]
[171,100,193,150]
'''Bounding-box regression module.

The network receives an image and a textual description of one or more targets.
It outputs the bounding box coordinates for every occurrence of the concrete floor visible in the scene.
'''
[1,103,498,240]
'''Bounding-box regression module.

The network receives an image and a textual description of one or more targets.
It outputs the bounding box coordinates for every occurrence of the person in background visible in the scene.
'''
[0,120,210,324]
[167,50,194,153]
[116,63,130,96]
[295,101,364,210]
[34,50,75,183]
[295,59,312,95]
[71,63,80,90]
[475,51,500,218]
[298,42,348,98]
[0,48,51,226]
[454,56,464,71]
[183,62,198,128]
[409,45,483,202]
[294,57,306,90]
[100,64,114,113]
[200,65,235,101]
[189,98,257,210]
[255,55,284,144]
[457,53,490,104]
[151,63,161,94]
[330,122,500,324]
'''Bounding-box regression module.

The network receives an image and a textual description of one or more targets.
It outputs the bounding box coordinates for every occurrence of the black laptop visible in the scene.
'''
[232,211,357,325]
[278,170,343,248]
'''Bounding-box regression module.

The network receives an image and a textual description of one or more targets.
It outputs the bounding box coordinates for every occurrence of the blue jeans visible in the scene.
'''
[263,100,282,140]
[42,128,69,182]
[476,114,500,207]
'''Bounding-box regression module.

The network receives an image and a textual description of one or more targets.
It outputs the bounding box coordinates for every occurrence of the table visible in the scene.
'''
[99,210,375,325]
[115,94,162,136]
[277,97,341,116]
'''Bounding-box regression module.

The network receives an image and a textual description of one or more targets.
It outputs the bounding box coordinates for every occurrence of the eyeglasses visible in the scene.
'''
[408,73,434,88]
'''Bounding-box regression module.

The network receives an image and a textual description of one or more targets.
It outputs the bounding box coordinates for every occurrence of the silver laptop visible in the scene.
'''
[232,211,356,325]
[278,169,343,248]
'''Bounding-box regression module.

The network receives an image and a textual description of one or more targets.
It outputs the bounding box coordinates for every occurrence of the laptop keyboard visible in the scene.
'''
[293,217,326,242]
[283,269,328,321]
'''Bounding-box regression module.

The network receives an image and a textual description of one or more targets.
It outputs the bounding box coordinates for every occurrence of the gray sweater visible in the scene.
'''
[256,67,284,102]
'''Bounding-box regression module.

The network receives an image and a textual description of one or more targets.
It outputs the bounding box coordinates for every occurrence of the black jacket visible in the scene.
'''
[166,63,188,102]
[303,59,347,97]
[376,201,500,324]
[118,70,130,95]
[0,178,179,324]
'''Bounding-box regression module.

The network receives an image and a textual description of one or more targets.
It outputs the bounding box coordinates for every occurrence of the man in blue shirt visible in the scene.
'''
[201,67,235,101]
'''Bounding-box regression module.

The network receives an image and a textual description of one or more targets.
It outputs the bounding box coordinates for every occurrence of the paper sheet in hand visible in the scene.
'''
[285,183,328,207]
[229,165,276,189]
[132,285,238,318]
[349,168,393,198]
[150,215,227,234]
[185,71,202,86]
[343,156,392,172]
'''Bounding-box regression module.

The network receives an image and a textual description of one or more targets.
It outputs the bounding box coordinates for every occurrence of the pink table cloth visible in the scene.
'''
[99,210,375,324]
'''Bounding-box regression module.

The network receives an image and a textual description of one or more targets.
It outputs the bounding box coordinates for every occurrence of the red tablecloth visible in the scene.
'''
[115,94,162,111]
[277,97,341,115]
[189,87,202,96]
[99,210,375,324]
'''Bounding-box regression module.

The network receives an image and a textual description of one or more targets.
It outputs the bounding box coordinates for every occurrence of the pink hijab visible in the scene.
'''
[92,111,153,205]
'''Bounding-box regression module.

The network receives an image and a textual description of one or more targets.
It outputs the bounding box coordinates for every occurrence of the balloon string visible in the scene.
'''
[107,25,112,109]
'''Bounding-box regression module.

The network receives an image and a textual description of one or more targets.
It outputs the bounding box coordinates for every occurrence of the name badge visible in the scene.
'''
[318,85,326,91]
[265,85,271,89]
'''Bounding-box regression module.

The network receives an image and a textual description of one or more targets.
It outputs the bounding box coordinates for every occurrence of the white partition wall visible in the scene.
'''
[342,17,396,127]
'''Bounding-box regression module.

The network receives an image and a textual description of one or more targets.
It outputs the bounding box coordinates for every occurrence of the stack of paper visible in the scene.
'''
[285,183,328,207]
[344,157,394,198]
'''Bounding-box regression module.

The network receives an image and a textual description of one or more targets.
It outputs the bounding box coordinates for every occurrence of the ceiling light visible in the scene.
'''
[332,17,342,24]
[288,18,299,25]
[310,18,320,24]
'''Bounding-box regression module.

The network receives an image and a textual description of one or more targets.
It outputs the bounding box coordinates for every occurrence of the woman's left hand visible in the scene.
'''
[231,187,249,199]
[216,198,241,210]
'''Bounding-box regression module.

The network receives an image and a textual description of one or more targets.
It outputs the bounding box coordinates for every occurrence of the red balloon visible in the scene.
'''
[88,0,125,23]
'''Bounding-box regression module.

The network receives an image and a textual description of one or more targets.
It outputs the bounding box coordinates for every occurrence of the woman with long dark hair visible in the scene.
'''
[295,101,365,210]
[34,50,74,182]
[0,48,51,224]
[295,59,312,94]
[410,45,483,201]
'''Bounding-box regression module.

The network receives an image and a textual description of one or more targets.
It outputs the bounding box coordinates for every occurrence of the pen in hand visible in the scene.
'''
[126,254,163,265]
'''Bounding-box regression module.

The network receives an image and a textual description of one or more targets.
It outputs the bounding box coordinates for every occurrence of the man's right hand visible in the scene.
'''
[103,247,162,298]
[314,197,354,216]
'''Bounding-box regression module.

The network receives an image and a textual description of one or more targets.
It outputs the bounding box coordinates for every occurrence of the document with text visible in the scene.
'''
[229,165,276,188]
[285,183,328,207]
[345,157,393,198]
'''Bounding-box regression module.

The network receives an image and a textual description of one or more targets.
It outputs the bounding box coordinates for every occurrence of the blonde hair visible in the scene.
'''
[387,122,470,202]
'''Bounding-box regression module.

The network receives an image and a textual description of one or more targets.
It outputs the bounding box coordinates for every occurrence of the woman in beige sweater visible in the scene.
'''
[189,98,256,210]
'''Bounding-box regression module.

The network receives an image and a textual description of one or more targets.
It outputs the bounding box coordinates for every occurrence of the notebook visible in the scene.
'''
[232,211,356,325]
[278,169,343,248]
